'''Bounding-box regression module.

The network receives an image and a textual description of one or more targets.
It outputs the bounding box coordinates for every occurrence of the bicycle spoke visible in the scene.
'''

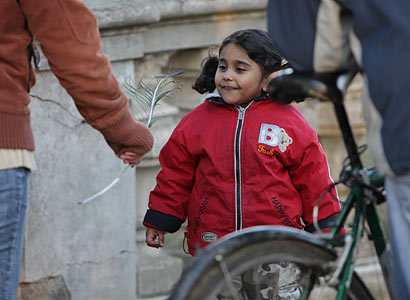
[298,268,315,300]
[169,228,374,300]
[216,254,242,300]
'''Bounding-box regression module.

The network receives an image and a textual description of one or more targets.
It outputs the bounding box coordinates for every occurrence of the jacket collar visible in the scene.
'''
[205,89,270,104]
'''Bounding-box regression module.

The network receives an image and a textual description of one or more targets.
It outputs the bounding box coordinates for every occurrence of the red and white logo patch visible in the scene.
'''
[258,123,293,152]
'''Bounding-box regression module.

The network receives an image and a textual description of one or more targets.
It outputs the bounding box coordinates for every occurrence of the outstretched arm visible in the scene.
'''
[20,0,153,162]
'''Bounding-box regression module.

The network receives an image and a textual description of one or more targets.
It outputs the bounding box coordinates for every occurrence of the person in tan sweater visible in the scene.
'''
[0,0,153,298]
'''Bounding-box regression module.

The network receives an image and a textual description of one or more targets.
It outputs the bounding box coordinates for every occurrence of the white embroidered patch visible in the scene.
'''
[279,128,293,152]
[201,232,218,243]
[258,123,282,147]
[258,123,293,152]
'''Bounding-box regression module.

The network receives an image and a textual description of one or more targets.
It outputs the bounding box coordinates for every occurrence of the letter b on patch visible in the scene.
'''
[258,123,281,147]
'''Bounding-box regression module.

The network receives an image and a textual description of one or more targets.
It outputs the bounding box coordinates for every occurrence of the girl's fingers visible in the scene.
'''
[146,232,159,248]
[157,231,165,247]
[145,228,164,248]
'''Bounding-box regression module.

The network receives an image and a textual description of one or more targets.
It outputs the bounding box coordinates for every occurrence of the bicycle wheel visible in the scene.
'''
[168,226,373,300]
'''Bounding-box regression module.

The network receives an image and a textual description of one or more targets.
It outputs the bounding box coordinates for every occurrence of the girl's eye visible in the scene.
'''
[236,67,246,72]
[218,65,227,70]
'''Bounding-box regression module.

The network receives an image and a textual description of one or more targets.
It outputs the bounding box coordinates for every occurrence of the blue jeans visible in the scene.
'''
[0,168,30,300]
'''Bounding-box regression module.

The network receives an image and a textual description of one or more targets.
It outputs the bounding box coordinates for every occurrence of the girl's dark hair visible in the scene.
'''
[192,29,283,94]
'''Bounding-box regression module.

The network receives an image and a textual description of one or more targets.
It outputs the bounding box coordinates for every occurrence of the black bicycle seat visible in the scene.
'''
[267,69,357,105]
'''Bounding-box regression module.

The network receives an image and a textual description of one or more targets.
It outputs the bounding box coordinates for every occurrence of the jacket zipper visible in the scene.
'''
[234,102,252,231]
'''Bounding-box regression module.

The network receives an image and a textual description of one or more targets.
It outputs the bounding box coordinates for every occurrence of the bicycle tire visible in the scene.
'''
[168,226,374,300]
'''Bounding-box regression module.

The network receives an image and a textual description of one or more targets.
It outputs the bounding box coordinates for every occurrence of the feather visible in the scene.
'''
[79,70,184,205]
[126,70,183,127]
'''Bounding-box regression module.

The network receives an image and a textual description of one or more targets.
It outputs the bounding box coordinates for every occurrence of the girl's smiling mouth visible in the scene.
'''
[222,86,239,91]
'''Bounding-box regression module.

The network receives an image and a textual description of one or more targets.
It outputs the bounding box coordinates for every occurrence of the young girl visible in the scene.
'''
[143,29,341,297]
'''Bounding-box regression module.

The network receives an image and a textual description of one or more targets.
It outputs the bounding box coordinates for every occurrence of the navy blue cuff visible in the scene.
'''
[305,215,337,233]
[143,209,183,233]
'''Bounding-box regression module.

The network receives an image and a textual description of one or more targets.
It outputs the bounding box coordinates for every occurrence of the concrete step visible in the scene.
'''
[136,247,183,298]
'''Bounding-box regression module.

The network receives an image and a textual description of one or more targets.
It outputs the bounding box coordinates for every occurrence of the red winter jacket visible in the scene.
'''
[143,94,340,255]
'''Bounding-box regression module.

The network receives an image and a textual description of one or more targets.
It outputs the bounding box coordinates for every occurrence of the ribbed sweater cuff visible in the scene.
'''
[0,112,35,150]
[99,110,153,156]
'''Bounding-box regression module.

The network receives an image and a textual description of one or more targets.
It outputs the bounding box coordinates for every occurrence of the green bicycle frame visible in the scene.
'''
[328,176,389,300]
[325,98,390,299]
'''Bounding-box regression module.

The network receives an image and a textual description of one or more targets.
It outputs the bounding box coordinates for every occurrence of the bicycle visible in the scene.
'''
[166,69,395,300]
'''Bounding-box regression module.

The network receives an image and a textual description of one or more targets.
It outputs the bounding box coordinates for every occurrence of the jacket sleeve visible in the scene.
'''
[19,0,153,156]
[143,124,197,233]
[288,130,341,230]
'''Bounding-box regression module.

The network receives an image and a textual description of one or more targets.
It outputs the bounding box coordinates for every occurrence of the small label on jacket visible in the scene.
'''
[201,232,218,243]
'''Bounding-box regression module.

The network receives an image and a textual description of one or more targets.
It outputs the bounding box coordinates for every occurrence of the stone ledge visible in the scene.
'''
[84,0,268,29]
[17,275,71,300]
[36,9,266,70]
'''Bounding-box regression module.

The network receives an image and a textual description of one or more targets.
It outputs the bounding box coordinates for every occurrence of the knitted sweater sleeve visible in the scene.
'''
[19,0,153,156]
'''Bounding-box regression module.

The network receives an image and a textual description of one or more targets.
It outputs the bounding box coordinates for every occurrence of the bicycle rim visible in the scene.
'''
[168,226,374,300]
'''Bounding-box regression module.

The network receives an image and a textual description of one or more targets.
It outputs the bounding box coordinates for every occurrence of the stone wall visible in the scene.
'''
[17,0,387,299]
[17,1,269,299]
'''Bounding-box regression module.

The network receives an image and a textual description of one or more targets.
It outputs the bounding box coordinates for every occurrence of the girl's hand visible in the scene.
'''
[119,152,143,167]
[146,227,165,248]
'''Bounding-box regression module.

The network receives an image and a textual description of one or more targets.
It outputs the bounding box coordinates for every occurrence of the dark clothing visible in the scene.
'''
[268,0,410,176]
[267,1,410,298]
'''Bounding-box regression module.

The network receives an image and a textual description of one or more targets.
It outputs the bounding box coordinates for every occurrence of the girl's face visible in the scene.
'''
[215,43,268,106]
